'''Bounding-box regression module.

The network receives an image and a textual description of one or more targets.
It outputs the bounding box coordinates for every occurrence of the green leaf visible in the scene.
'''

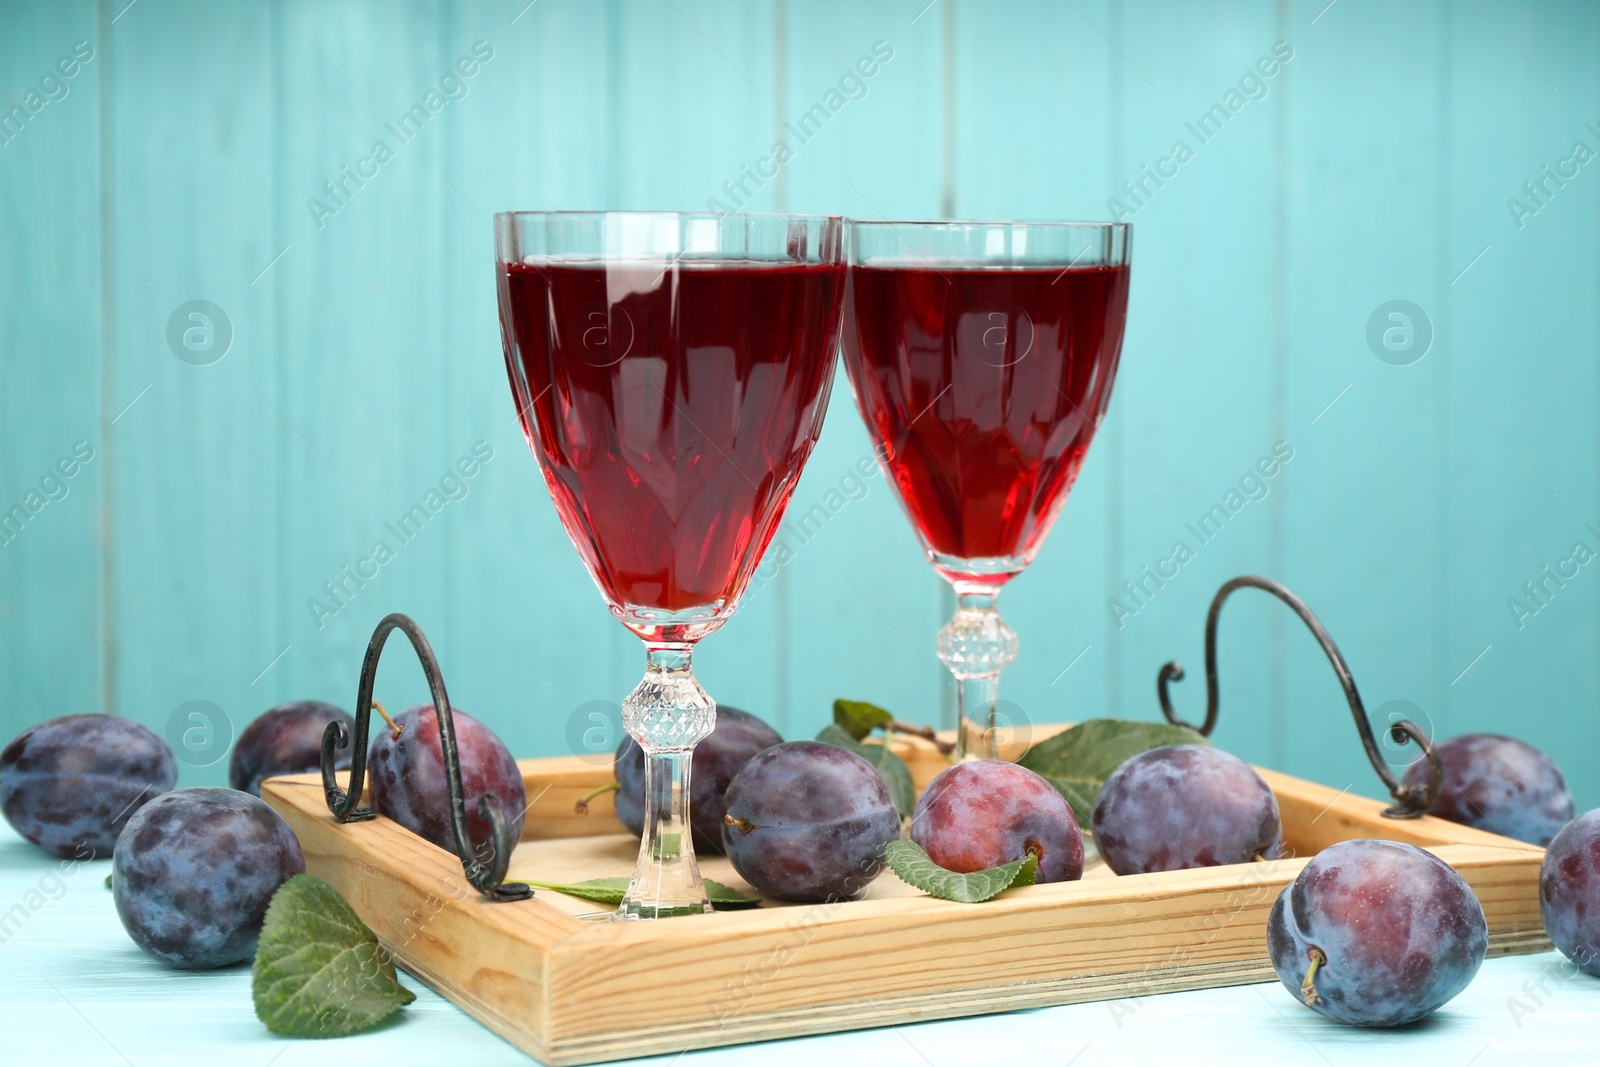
[833,698,894,741]
[252,874,416,1038]
[701,879,763,910]
[1017,718,1210,826]
[884,840,1038,902]
[815,723,915,818]
[510,876,761,910]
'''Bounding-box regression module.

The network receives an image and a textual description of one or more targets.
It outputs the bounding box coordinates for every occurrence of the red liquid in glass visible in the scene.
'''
[499,259,844,634]
[843,264,1131,583]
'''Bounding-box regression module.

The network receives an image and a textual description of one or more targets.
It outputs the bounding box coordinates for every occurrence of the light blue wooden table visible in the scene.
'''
[1,821,1588,1067]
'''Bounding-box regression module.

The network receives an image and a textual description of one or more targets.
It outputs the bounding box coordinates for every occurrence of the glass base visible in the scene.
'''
[615,899,713,921]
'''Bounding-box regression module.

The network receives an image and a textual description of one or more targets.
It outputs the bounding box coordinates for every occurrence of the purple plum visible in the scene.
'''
[367,703,526,862]
[1,714,176,858]
[113,787,305,968]
[1092,744,1281,875]
[229,700,355,797]
[1539,808,1600,975]
[1402,733,1574,846]
[722,740,900,902]
[1268,838,1488,1026]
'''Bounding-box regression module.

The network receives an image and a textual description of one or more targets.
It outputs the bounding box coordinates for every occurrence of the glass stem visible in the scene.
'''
[618,642,716,920]
[936,584,1018,762]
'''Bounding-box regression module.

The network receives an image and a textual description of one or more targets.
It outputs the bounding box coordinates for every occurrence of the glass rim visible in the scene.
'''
[492,212,1124,230]
[493,209,845,224]
[848,219,1130,231]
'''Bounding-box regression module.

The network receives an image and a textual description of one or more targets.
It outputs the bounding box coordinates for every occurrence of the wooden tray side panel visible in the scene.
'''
[535,842,1544,1064]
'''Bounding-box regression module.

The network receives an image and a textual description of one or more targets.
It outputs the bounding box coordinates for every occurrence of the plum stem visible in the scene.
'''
[1301,946,1326,1006]
[724,813,760,834]
[372,701,403,739]
[574,781,620,815]
[889,719,956,756]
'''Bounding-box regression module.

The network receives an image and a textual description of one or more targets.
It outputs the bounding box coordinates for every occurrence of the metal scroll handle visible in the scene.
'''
[320,612,532,901]
[1157,575,1443,819]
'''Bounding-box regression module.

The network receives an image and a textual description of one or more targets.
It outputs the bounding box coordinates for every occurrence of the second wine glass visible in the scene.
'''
[840,220,1132,760]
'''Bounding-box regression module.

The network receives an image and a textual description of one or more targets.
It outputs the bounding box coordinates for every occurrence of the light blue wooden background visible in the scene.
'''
[2,0,1595,812]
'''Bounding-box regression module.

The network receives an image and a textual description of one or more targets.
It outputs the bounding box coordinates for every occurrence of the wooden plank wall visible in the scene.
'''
[2,0,1596,810]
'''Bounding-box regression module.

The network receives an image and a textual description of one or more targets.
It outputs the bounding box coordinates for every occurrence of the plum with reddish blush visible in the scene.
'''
[229,700,355,797]
[1402,733,1573,846]
[1268,839,1487,1026]
[1092,745,1281,875]
[910,760,1083,882]
[1540,809,1600,975]
[367,704,526,862]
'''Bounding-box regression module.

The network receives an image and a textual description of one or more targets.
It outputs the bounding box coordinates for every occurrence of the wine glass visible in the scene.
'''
[840,221,1131,761]
[495,211,847,918]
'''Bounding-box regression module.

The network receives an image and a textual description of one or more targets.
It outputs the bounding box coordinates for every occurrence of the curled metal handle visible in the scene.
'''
[321,612,531,901]
[1158,575,1443,819]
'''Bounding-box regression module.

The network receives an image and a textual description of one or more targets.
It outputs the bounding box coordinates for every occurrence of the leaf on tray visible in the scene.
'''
[885,840,1038,903]
[815,723,916,818]
[513,876,762,910]
[833,698,894,740]
[252,874,416,1038]
[1016,718,1210,826]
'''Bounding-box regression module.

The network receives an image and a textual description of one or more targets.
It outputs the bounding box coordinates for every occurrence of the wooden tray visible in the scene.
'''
[261,726,1551,1066]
